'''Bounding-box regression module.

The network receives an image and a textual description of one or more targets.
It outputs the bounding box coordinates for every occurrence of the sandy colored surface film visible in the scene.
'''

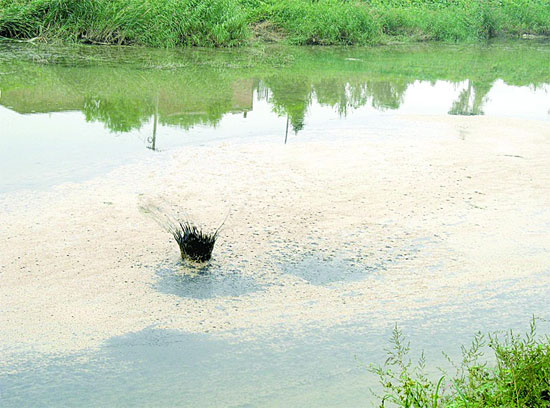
[1,114,549,367]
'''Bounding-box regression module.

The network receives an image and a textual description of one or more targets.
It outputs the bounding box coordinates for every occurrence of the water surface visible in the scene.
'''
[2,279,549,407]
[1,41,549,192]
[1,40,549,407]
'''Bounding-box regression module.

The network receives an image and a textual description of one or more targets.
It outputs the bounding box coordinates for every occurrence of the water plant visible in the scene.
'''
[370,318,550,407]
[139,201,226,263]
[171,221,221,263]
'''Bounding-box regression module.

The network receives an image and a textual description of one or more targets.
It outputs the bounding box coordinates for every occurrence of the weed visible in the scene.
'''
[370,318,550,407]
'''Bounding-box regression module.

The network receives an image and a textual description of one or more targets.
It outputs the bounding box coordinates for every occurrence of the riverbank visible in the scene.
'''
[1,0,549,47]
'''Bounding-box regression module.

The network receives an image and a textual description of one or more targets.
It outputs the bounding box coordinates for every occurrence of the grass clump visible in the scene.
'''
[171,221,221,263]
[371,318,550,407]
[139,202,225,263]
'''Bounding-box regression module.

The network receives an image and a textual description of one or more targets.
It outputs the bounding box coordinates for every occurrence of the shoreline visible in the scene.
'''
[1,32,549,49]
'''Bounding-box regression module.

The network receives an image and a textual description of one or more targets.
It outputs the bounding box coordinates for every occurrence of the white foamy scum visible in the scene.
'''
[1,115,549,367]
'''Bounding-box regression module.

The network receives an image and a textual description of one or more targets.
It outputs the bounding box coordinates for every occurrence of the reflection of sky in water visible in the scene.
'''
[0,79,548,193]
[2,272,549,408]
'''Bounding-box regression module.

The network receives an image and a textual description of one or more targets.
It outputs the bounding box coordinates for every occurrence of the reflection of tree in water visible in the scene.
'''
[79,68,240,134]
[261,76,411,134]
[314,79,410,115]
[259,76,312,134]
[82,76,412,138]
[449,79,492,116]
[315,79,410,114]
[366,80,409,110]
[314,79,354,116]
[83,96,153,132]
[159,104,226,130]
[3,42,549,143]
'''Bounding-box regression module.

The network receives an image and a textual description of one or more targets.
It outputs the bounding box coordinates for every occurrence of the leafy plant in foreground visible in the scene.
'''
[370,318,550,407]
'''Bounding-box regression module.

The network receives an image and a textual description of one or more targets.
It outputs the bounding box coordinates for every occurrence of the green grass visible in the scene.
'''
[260,0,381,45]
[0,0,549,46]
[369,0,550,42]
[0,0,250,47]
[371,318,550,407]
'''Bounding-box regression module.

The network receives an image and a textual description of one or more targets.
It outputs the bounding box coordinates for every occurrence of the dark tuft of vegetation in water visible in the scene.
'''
[171,221,220,263]
[139,202,227,264]
[370,318,550,408]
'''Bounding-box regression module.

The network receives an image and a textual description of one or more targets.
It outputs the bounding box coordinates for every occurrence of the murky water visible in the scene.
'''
[1,40,550,407]
[1,41,548,192]
[2,283,549,407]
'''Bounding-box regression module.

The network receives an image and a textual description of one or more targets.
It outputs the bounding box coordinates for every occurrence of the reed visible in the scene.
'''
[171,221,221,263]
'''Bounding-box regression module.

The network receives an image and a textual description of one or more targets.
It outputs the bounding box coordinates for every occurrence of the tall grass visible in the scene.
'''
[371,319,550,407]
[0,0,549,47]
[262,0,381,45]
[0,0,250,47]
[252,0,550,44]
[371,0,550,42]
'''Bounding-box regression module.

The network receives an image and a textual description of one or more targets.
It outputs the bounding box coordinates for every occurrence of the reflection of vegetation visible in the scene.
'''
[0,41,548,137]
[366,80,409,111]
[83,96,152,132]
[449,80,492,116]
[260,76,311,133]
